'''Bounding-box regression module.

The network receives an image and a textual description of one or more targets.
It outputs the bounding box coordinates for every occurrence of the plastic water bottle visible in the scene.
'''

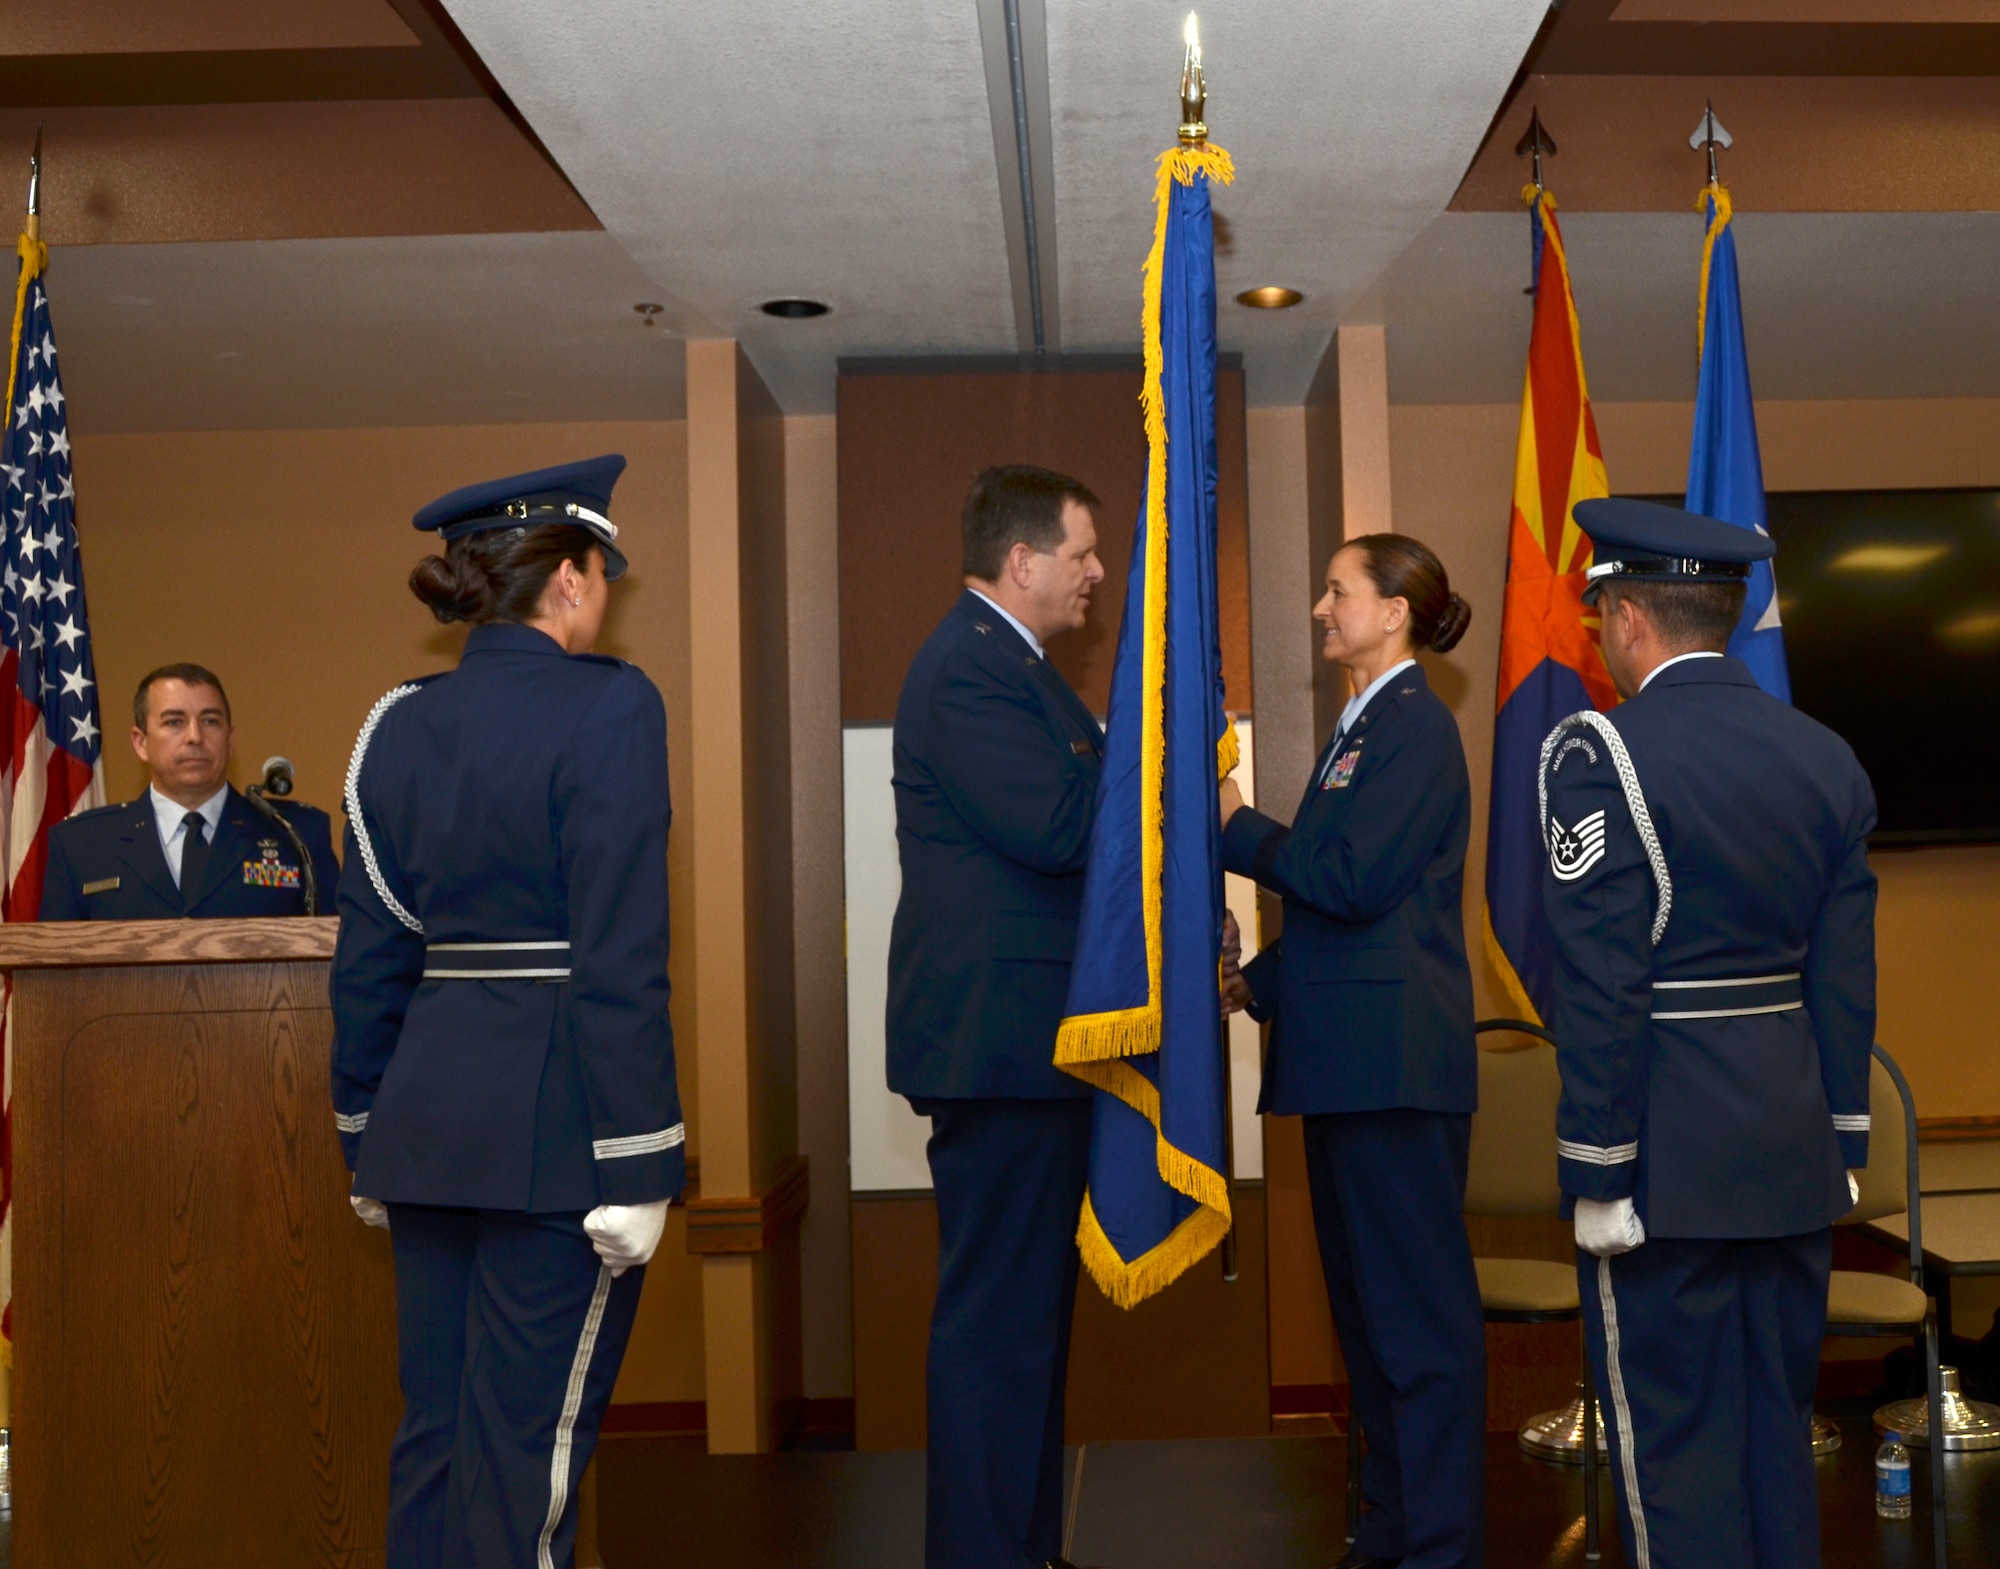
[1875,1438,1912,1519]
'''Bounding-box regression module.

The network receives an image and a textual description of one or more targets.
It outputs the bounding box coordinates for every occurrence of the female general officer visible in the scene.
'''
[331,455,684,1569]
[1219,534,1483,1569]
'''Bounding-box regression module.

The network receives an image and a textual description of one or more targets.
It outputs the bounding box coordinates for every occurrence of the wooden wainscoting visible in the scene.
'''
[852,1185,1272,1451]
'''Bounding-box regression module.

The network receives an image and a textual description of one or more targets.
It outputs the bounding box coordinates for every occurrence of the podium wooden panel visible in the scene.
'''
[4,918,400,1568]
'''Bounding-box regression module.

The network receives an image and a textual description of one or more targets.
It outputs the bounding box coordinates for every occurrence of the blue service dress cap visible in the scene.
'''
[1575,496,1773,604]
[412,453,629,580]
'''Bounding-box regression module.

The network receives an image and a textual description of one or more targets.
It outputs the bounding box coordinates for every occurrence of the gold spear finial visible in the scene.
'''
[1179,13,1207,144]
[26,126,41,242]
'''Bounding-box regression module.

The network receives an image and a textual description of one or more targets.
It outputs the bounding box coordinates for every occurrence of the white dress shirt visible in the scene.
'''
[969,589,1045,660]
[150,784,229,888]
[1317,657,1418,787]
[1639,649,1724,692]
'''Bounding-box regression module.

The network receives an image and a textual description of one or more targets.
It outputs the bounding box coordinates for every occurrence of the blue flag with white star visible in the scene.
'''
[1687,186,1789,700]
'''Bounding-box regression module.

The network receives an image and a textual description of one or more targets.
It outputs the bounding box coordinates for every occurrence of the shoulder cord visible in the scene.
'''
[1539,709,1673,947]
[344,684,426,936]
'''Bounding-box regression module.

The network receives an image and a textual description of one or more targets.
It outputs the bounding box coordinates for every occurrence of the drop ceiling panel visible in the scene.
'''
[53,232,683,434]
[436,0,1017,412]
[1046,0,1552,405]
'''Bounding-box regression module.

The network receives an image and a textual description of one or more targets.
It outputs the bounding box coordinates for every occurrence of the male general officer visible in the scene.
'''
[1539,498,1875,1569]
[40,663,340,920]
[888,464,1106,1569]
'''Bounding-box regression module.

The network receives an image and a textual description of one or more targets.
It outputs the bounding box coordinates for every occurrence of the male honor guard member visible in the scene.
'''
[333,455,684,1569]
[1540,498,1875,1569]
[41,662,339,919]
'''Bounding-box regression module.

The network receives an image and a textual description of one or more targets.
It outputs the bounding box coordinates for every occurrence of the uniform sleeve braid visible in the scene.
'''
[344,684,426,936]
[1539,709,1673,946]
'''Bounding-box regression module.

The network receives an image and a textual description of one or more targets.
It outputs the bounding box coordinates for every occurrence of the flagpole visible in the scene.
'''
[0,124,36,1503]
[1179,12,1240,1285]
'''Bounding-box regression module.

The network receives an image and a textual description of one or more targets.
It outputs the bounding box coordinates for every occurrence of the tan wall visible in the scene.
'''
[1390,395,2000,1120]
[69,419,708,1403]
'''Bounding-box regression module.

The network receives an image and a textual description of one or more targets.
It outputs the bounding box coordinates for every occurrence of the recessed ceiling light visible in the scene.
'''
[1235,286,1304,309]
[760,298,831,319]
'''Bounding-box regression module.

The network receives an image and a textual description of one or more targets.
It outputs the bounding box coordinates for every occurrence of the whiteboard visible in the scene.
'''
[844,719,1267,1194]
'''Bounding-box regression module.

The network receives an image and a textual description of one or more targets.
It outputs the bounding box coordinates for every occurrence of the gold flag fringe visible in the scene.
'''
[4,231,46,429]
[1693,181,1733,360]
[1056,142,1236,1308]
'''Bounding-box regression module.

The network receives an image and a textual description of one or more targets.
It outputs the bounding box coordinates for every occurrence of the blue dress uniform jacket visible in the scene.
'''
[39,788,339,920]
[1221,663,1486,1569]
[331,621,685,1213]
[1222,663,1477,1115]
[887,590,1102,1100]
[1539,655,1875,1239]
[887,591,1103,1569]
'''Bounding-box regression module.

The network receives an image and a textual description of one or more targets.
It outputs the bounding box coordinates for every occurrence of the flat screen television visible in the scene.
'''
[1631,488,2000,844]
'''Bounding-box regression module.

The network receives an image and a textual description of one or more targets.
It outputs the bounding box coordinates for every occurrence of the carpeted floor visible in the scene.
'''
[592,1404,1997,1568]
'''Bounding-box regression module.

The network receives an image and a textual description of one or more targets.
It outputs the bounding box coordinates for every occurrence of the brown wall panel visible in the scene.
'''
[837,362,1251,723]
[852,1188,1270,1452]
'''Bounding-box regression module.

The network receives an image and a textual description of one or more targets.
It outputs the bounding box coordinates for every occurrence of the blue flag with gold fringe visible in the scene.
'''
[1054,140,1236,1309]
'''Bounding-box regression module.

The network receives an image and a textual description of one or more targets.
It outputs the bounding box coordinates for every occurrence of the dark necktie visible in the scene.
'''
[179,810,210,910]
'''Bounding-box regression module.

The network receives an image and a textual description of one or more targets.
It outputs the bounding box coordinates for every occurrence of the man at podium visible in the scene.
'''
[39,662,339,919]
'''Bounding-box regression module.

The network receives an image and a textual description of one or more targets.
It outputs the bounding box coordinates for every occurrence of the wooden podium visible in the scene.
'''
[3,917,401,1568]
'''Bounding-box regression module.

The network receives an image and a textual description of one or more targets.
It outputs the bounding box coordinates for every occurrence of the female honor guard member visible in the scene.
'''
[1220,536,1485,1569]
[332,455,685,1569]
[1540,498,1874,1569]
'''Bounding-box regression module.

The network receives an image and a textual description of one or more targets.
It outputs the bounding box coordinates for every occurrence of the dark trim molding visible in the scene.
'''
[685,1152,811,1254]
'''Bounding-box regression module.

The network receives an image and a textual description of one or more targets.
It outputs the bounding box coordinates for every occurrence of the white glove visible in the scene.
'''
[351,1194,390,1230]
[1575,1196,1646,1257]
[1847,1170,1862,1207]
[583,1199,671,1277]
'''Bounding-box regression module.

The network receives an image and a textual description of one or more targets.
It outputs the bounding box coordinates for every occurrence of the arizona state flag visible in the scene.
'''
[1483,187,1619,1022]
[1054,139,1236,1308]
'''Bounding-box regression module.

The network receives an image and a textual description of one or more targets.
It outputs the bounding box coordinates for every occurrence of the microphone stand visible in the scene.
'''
[245,787,319,917]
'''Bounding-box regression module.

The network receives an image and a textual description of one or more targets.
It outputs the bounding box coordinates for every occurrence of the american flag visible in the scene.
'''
[0,240,104,1353]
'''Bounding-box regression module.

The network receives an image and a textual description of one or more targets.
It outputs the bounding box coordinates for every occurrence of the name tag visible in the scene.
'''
[82,876,120,896]
[1070,740,1094,756]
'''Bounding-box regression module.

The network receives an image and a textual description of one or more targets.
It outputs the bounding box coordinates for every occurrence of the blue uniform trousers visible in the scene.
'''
[386,1205,644,1569]
[915,1096,1092,1569]
[1303,1110,1487,1569]
[1580,1231,1831,1569]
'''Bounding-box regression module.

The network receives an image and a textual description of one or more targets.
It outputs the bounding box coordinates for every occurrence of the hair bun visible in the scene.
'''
[408,551,489,624]
[1429,592,1472,653]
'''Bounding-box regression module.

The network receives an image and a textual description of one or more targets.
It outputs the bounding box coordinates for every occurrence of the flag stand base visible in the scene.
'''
[1517,1384,1607,1464]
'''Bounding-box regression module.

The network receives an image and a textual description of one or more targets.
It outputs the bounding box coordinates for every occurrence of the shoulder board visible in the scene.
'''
[63,798,131,826]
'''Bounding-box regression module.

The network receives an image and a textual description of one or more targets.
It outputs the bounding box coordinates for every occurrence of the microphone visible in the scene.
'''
[246,755,317,916]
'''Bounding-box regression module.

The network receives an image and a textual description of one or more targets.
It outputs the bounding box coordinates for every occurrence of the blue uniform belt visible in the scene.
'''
[423,941,571,980]
[1650,972,1802,1021]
